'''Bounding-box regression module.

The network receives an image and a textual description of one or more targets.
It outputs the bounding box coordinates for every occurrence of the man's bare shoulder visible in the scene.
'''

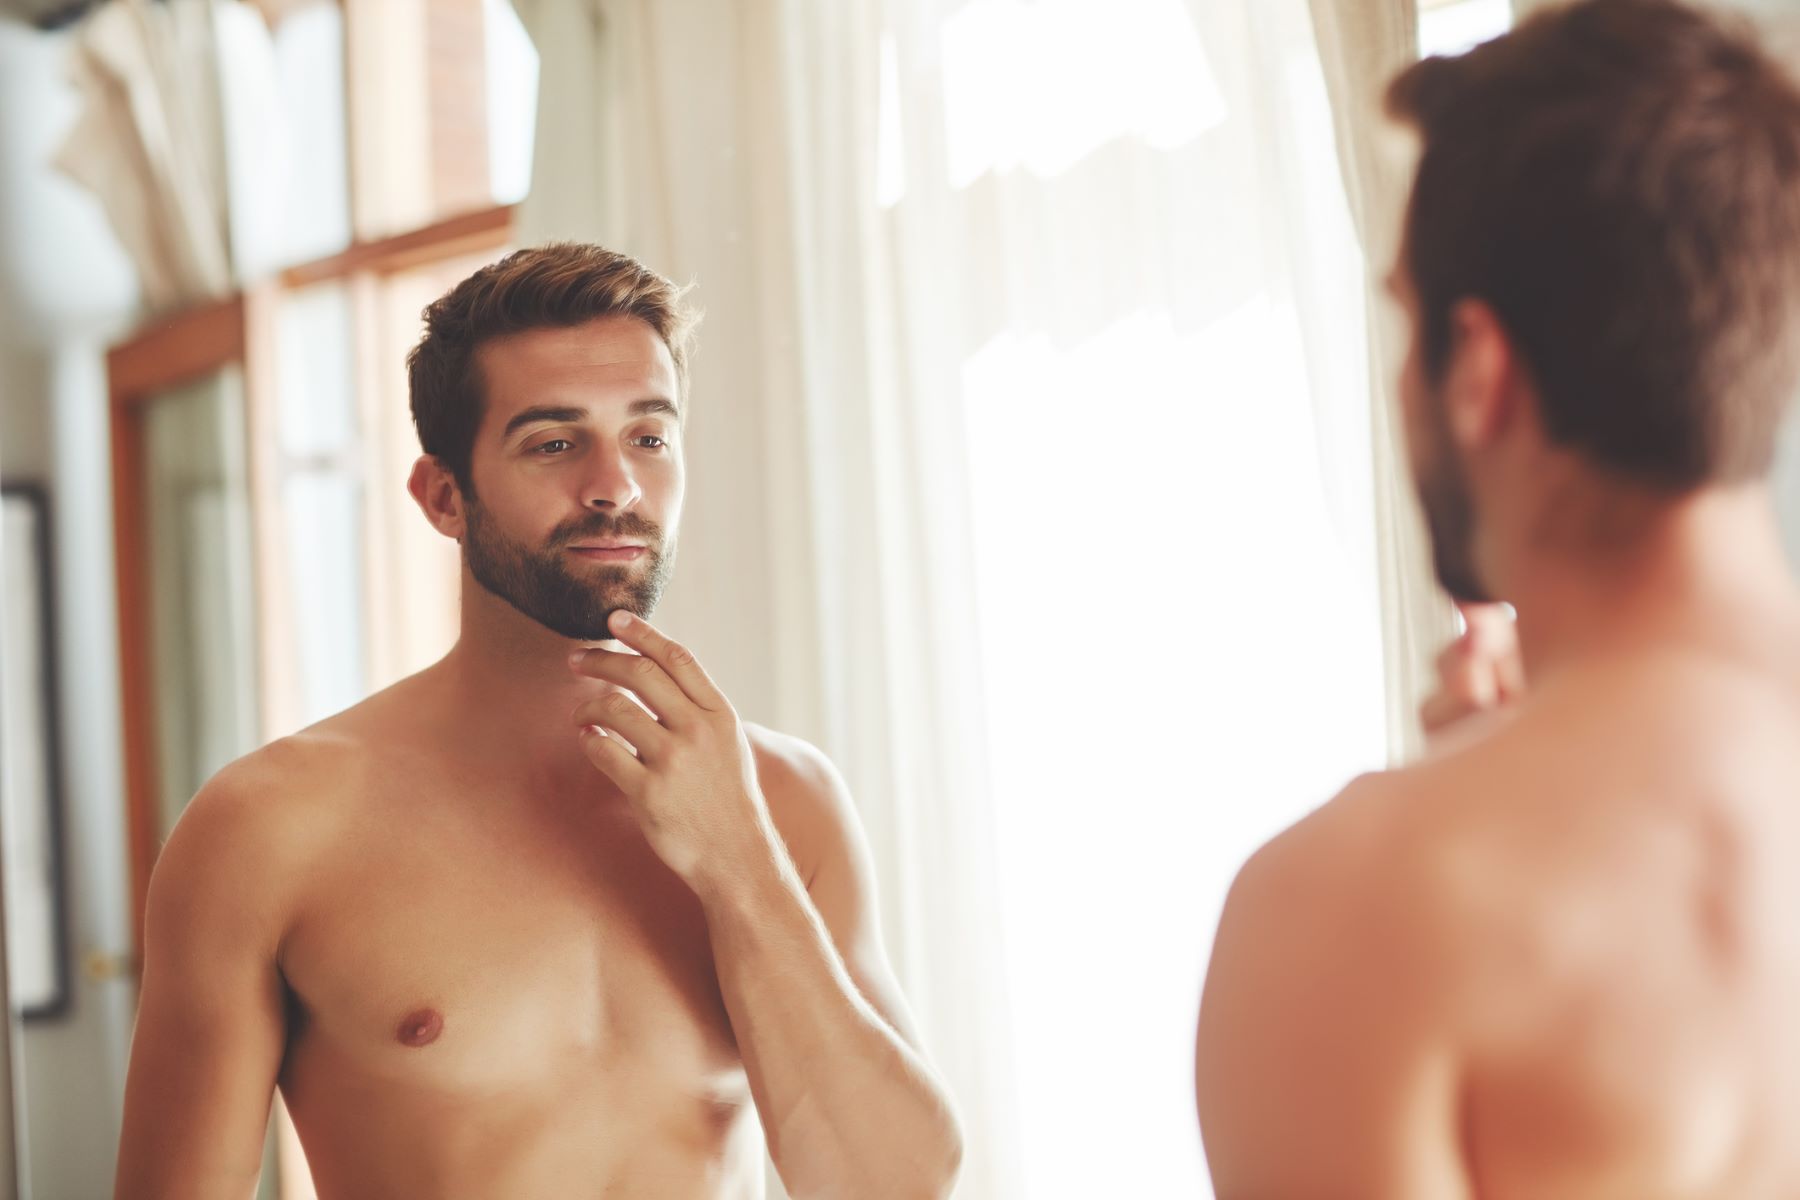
[1256,649,1800,1004]
[157,669,449,908]
[161,730,364,885]
[1216,736,1555,1009]
[1225,769,1461,959]
[145,732,358,963]
[1199,772,1475,1195]
[744,724,859,887]
[745,723,839,796]
[1407,647,1800,867]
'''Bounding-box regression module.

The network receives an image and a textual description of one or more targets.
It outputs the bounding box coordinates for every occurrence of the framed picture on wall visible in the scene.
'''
[1,485,72,1020]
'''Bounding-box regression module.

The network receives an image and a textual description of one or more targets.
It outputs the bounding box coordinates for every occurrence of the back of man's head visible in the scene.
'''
[1388,0,1800,490]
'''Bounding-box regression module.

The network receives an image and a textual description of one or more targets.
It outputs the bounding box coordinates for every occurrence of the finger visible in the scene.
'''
[573,690,671,758]
[569,648,693,726]
[606,612,729,712]
[1436,652,1498,712]
[578,725,648,792]
[1420,689,1473,734]
[1495,646,1528,702]
[1435,632,1477,681]
[1460,603,1515,650]
[1463,606,1525,694]
[1455,599,1504,626]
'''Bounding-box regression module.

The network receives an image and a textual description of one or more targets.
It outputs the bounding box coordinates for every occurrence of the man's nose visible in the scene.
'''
[581,448,643,510]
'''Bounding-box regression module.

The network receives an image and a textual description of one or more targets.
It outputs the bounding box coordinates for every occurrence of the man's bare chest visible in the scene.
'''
[274,788,742,1097]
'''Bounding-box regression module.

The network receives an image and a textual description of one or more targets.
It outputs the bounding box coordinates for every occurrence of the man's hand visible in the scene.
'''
[568,610,771,888]
[1419,602,1526,736]
[569,612,962,1198]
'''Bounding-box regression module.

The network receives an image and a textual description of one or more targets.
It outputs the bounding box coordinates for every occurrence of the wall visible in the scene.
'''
[0,15,140,1200]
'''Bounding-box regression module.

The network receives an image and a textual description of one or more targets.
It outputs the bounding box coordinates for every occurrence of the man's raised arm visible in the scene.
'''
[570,610,963,1200]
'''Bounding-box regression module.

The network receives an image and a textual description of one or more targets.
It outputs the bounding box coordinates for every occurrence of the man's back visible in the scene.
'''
[1199,2,1800,1188]
[1437,636,1800,1198]
[1199,604,1800,1198]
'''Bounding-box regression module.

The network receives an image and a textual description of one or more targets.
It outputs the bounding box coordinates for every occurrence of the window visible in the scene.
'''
[96,6,537,1193]
[894,1,1393,1191]
[1419,0,1513,56]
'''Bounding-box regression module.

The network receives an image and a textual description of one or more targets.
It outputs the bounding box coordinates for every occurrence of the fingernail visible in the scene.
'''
[568,649,588,668]
[610,610,634,631]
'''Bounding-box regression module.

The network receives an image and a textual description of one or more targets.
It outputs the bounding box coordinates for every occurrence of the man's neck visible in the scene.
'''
[434,566,624,783]
[1493,483,1797,683]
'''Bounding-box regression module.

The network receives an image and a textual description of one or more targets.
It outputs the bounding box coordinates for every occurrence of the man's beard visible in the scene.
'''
[1414,389,1493,605]
[462,501,674,640]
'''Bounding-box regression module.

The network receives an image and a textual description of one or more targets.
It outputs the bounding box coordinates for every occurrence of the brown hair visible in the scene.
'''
[407,242,699,495]
[1387,0,1800,488]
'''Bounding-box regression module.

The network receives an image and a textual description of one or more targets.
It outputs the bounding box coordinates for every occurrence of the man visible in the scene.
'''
[115,244,962,1199]
[1197,1,1800,1196]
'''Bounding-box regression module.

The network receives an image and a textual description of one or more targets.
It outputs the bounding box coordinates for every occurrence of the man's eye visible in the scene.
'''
[634,436,667,449]
[533,439,573,454]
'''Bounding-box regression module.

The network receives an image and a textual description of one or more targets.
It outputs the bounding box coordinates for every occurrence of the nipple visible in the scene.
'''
[396,1007,444,1048]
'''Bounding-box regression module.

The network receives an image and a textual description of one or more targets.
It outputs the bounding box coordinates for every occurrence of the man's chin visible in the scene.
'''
[547,595,661,641]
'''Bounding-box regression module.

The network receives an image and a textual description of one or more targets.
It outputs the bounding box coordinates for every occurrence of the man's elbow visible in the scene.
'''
[924,1098,966,1199]
[779,1091,964,1200]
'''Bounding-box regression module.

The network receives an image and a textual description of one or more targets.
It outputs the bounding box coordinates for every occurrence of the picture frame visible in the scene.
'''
[1,484,73,1021]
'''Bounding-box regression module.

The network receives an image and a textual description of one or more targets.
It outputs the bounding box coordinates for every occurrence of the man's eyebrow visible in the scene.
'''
[501,398,683,441]
[630,397,682,421]
[502,405,587,440]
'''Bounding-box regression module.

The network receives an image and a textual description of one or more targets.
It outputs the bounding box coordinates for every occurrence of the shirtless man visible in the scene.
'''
[113,244,962,1199]
[1197,2,1800,1196]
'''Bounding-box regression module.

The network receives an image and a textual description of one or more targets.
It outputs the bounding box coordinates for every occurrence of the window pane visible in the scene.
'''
[1419,0,1513,56]
[141,369,261,834]
[344,0,539,239]
[913,1,1392,1191]
[273,282,368,726]
[272,1,354,264]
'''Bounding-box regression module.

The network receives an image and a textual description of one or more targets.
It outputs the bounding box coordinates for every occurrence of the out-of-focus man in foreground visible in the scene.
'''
[1198,2,1800,1196]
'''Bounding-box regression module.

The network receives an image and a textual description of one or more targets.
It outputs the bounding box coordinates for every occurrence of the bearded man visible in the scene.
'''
[115,244,962,1200]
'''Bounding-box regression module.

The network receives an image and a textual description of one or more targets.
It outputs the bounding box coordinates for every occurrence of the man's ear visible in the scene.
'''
[407,455,468,543]
[1442,298,1520,452]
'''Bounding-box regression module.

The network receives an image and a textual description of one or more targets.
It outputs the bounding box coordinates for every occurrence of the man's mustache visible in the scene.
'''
[546,511,665,550]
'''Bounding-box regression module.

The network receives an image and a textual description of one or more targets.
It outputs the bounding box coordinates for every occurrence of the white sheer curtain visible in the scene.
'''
[514,1,1023,1195]
[1308,0,1459,763]
[879,2,1390,1192]
[55,0,240,313]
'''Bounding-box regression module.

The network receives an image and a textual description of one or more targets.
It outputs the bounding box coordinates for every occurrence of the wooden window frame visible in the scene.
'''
[107,203,514,957]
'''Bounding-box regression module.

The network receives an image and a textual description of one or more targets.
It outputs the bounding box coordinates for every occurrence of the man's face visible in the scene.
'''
[460,315,686,640]
[1388,260,1492,605]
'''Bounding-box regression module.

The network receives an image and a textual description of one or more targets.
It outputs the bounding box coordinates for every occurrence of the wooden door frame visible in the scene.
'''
[106,205,514,959]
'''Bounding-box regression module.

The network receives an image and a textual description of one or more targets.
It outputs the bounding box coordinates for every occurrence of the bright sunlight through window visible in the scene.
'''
[930,0,1434,1192]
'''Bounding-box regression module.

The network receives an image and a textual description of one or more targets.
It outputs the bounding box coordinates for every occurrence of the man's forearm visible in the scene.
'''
[697,833,962,1200]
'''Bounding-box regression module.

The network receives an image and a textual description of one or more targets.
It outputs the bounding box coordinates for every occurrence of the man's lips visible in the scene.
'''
[566,543,648,562]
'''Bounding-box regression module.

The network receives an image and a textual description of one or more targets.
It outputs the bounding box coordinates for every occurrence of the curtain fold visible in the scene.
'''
[54,0,235,313]
[1308,0,1456,763]
[512,2,1023,1195]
